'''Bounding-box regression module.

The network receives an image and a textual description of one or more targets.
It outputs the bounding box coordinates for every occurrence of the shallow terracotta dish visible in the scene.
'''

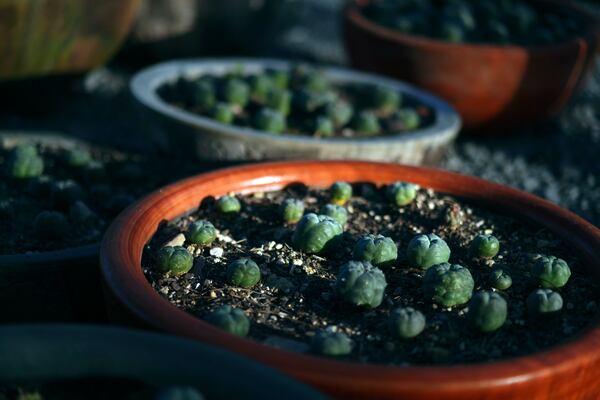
[100,161,600,399]
[344,0,600,131]
[130,58,461,165]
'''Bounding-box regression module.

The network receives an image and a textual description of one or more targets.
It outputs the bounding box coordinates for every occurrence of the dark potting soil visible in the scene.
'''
[151,184,598,365]
[0,141,196,255]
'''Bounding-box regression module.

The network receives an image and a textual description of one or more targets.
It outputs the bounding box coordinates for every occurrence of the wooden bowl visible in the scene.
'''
[100,161,600,399]
[0,324,325,400]
[343,0,600,131]
[0,0,140,81]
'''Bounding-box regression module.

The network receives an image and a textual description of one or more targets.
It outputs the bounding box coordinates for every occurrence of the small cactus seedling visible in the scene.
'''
[292,89,328,113]
[266,69,289,89]
[312,116,334,137]
[64,148,92,168]
[395,108,421,130]
[211,103,235,124]
[34,211,69,239]
[192,79,216,110]
[253,108,286,134]
[407,233,451,270]
[325,100,353,127]
[470,234,500,259]
[206,305,250,337]
[186,220,217,246]
[532,255,571,289]
[388,307,426,339]
[222,78,250,107]
[386,181,418,206]
[423,263,474,307]
[266,89,292,116]
[527,289,563,316]
[156,246,194,276]
[68,201,96,224]
[248,74,273,102]
[335,261,387,308]
[7,144,44,179]
[490,267,512,290]
[320,204,348,226]
[350,111,380,135]
[156,386,205,400]
[330,181,352,205]
[468,291,507,332]
[373,86,401,113]
[226,258,261,288]
[280,198,305,224]
[353,234,398,266]
[311,328,353,356]
[292,213,343,254]
[216,195,241,214]
[50,179,84,209]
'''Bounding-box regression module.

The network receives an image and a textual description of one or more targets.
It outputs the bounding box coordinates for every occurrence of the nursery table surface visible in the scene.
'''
[0,0,598,227]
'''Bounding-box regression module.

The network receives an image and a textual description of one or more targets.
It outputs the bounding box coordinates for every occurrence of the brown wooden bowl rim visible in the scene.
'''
[100,160,600,393]
[345,0,600,54]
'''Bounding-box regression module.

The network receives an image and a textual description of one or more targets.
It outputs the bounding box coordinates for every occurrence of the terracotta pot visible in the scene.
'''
[0,0,140,81]
[100,161,600,399]
[131,58,461,165]
[343,0,600,131]
[0,324,325,399]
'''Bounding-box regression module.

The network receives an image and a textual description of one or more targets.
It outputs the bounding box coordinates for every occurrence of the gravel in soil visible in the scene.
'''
[143,183,600,366]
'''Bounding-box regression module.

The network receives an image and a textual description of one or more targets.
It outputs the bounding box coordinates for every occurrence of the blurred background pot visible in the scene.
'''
[0,325,326,400]
[344,0,600,132]
[0,0,140,81]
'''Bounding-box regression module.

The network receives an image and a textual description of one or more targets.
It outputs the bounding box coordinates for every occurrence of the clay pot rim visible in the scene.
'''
[130,58,461,149]
[0,324,325,399]
[100,160,600,393]
[345,0,600,55]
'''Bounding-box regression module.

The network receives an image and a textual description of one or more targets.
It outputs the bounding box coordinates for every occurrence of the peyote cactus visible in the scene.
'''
[7,144,44,179]
[312,116,334,137]
[330,181,352,205]
[490,267,512,290]
[373,86,401,113]
[335,261,387,308]
[280,198,305,224]
[407,233,451,270]
[211,103,235,124]
[388,307,426,339]
[292,89,328,114]
[192,80,216,110]
[216,195,241,214]
[350,111,380,135]
[527,288,563,316]
[156,246,194,276]
[468,291,507,332]
[395,108,421,130]
[156,386,205,400]
[253,108,286,134]
[320,204,348,226]
[64,148,92,168]
[50,179,84,209]
[311,328,353,356]
[266,89,292,116]
[292,213,343,254]
[532,255,571,289]
[266,69,289,89]
[206,305,250,337]
[470,234,500,259]
[248,74,273,102]
[353,234,397,266]
[423,263,474,307]
[325,100,353,127]
[34,211,69,239]
[386,181,418,206]
[222,78,250,107]
[186,220,217,246]
[226,258,261,288]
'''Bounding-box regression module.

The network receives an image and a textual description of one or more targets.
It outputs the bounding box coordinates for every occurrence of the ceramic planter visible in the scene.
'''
[0,0,140,81]
[130,58,461,165]
[0,324,325,399]
[100,161,600,399]
[344,0,600,131]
